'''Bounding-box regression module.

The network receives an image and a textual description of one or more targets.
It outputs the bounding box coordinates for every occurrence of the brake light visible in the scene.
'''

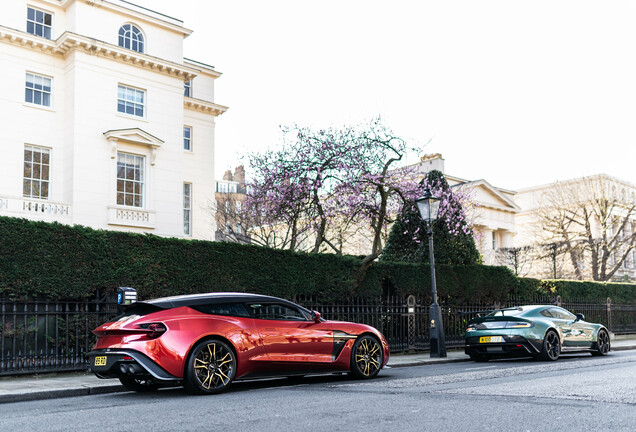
[139,323,167,338]
[505,322,533,328]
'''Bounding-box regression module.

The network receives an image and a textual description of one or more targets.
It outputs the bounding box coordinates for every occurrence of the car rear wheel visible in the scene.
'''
[119,376,160,392]
[539,330,560,361]
[592,329,610,356]
[349,335,383,379]
[184,339,236,395]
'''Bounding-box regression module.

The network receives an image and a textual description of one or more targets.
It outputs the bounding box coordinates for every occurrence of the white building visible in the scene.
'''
[0,0,227,240]
[416,154,520,265]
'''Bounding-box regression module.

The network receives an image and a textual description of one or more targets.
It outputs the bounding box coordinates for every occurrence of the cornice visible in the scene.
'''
[0,26,200,81]
[184,97,228,117]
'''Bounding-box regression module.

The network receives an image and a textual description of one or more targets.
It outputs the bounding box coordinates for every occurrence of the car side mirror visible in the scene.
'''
[575,313,584,321]
[311,311,322,323]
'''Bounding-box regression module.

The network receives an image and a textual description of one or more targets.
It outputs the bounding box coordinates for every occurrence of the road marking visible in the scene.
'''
[466,366,497,371]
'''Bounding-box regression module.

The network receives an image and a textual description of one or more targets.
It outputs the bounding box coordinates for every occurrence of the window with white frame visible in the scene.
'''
[118,24,144,53]
[183,126,192,151]
[27,7,52,39]
[184,80,192,97]
[236,201,242,212]
[116,153,145,207]
[25,73,52,107]
[184,183,192,236]
[117,85,145,117]
[23,145,50,199]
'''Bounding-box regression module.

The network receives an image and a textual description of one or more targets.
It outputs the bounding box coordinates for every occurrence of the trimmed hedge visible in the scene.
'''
[1,216,636,303]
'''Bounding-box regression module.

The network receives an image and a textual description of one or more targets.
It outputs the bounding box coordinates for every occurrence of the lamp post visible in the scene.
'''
[415,190,447,358]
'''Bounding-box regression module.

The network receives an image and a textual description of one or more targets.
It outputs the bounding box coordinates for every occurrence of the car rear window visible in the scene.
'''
[191,303,251,318]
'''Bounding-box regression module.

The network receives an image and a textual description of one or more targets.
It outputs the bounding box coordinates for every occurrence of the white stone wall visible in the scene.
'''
[0,0,226,240]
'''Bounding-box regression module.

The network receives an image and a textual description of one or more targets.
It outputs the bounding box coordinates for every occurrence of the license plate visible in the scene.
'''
[480,336,504,343]
[94,356,107,366]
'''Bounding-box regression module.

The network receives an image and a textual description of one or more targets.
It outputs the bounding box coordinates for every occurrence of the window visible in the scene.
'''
[549,308,575,321]
[183,126,192,151]
[116,153,145,207]
[249,303,309,321]
[117,85,145,117]
[235,201,242,212]
[27,7,52,39]
[225,200,231,213]
[183,183,191,236]
[23,145,50,199]
[118,24,144,53]
[25,73,52,107]
[191,303,250,318]
[184,80,192,97]
[491,231,497,250]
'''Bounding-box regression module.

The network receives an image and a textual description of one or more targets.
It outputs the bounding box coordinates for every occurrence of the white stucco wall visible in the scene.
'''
[0,0,226,240]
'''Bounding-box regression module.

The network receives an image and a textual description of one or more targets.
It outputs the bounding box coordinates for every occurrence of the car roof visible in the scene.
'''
[142,292,295,309]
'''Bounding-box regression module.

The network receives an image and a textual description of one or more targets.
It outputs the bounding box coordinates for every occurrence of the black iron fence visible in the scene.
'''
[1,293,635,376]
[296,294,636,352]
[1,292,117,376]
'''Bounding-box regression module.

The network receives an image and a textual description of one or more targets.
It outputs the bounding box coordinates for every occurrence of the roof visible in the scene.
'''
[144,292,293,309]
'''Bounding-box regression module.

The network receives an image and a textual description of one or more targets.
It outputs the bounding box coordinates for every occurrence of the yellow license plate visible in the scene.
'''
[94,356,107,366]
[480,336,504,343]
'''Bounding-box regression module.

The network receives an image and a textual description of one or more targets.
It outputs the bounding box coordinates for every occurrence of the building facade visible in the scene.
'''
[0,0,227,240]
[514,174,636,281]
[416,154,520,266]
[214,165,249,242]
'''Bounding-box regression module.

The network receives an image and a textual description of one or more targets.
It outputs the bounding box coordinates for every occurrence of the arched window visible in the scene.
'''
[118,24,144,53]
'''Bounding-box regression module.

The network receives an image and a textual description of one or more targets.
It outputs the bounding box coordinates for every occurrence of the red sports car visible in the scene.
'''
[87,292,390,394]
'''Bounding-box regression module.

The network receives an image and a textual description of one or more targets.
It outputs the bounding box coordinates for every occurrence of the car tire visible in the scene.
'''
[184,338,237,395]
[349,335,383,379]
[592,329,611,356]
[469,353,489,362]
[539,329,560,361]
[119,376,160,392]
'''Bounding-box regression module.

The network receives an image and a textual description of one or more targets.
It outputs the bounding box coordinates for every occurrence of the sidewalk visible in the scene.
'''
[1,335,635,404]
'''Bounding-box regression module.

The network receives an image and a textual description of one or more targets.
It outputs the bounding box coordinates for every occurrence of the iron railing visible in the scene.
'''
[296,294,636,352]
[1,293,635,375]
[1,292,117,376]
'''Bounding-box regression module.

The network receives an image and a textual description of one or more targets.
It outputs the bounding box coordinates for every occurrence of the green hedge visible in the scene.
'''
[1,216,636,303]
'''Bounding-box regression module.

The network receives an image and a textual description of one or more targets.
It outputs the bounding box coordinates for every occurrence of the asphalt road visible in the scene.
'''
[3,351,636,432]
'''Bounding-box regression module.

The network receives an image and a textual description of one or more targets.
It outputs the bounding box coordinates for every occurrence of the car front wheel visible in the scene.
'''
[539,330,560,361]
[592,329,610,356]
[184,339,237,394]
[349,335,383,379]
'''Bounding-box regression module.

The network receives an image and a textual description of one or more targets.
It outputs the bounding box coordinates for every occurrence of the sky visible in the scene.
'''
[133,0,636,190]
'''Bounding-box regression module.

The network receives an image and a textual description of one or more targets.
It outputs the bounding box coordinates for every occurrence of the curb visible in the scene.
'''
[2,346,634,404]
[0,384,125,404]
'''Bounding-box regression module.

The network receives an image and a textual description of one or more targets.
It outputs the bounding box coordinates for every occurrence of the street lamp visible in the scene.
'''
[415,190,447,358]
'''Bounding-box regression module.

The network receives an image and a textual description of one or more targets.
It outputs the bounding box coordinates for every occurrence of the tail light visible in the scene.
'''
[139,323,167,338]
[467,320,533,331]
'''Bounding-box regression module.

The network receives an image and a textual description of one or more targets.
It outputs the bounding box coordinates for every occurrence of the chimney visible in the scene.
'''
[223,169,233,181]
[419,153,445,174]
[233,165,245,185]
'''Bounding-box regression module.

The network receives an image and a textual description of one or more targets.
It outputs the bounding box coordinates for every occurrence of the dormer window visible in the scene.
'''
[118,24,144,53]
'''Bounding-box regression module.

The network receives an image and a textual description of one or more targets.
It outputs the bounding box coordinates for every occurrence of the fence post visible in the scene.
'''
[406,295,416,350]
[606,297,612,332]
[556,295,562,307]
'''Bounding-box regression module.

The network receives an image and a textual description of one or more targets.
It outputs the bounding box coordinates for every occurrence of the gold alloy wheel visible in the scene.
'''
[354,337,382,377]
[193,342,235,391]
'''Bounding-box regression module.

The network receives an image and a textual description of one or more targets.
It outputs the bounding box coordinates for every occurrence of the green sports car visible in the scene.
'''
[464,305,611,361]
